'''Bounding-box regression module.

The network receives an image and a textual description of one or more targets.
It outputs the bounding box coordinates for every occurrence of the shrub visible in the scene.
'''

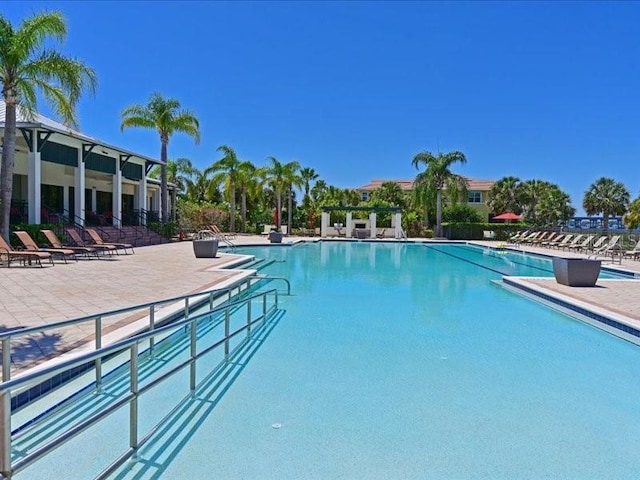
[9,223,57,247]
[443,222,526,240]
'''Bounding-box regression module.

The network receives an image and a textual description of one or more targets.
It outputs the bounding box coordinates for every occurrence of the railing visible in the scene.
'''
[248,274,291,296]
[0,288,280,479]
[0,281,259,383]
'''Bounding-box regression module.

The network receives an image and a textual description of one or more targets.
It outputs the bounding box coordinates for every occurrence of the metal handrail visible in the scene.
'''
[0,288,279,479]
[0,279,257,382]
[248,274,291,296]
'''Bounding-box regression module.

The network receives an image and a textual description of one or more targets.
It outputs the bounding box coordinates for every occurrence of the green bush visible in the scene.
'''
[9,223,57,247]
[148,222,177,238]
[443,222,526,240]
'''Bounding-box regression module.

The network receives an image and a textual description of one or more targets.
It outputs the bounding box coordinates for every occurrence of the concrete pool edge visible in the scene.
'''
[500,276,640,345]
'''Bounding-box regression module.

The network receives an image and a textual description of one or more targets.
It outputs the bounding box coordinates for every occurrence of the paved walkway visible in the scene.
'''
[2,235,640,375]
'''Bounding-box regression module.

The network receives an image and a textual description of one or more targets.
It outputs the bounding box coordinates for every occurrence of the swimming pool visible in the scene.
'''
[17,242,640,478]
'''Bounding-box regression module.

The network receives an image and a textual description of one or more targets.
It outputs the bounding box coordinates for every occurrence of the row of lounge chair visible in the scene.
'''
[508,230,640,262]
[0,228,134,268]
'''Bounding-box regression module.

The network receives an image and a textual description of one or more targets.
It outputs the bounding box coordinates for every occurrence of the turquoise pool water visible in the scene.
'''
[19,242,640,478]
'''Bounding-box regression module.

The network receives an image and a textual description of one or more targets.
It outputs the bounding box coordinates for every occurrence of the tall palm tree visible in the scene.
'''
[412,150,467,237]
[208,145,242,232]
[537,185,575,227]
[411,172,437,228]
[266,157,287,230]
[300,167,319,201]
[0,11,97,242]
[236,161,265,233]
[283,161,302,232]
[583,177,630,234]
[516,179,550,225]
[487,176,521,215]
[121,93,200,223]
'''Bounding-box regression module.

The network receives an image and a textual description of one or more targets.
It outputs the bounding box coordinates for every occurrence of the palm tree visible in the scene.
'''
[411,172,437,228]
[266,157,287,230]
[283,161,302,232]
[583,177,630,234]
[236,161,265,233]
[537,184,575,227]
[300,167,319,201]
[516,179,550,225]
[310,180,328,203]
[185,169,212,204]
[208,145,242,232]
[370,181,406,208]
[623,197,640,230]
[412,150,467,237]
[150,158,196,197]
[121,93,200,223]
[0,11,97,242]
[487,176,521,216]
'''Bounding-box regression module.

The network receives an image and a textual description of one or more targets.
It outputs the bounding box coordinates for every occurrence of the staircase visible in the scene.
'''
[92,226,170,247]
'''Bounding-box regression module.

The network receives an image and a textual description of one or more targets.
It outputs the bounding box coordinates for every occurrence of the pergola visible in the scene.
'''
[320,206,403,239]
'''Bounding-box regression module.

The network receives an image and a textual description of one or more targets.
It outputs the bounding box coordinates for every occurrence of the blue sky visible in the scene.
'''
[4,1,640,214]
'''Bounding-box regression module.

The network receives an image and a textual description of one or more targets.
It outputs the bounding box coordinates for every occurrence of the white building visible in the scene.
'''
[0,100,166,227]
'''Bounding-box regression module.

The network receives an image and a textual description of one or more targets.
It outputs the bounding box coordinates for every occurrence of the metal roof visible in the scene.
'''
[0,100,163,165]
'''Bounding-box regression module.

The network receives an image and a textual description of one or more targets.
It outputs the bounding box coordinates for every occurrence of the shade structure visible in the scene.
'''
[493,212,522,221]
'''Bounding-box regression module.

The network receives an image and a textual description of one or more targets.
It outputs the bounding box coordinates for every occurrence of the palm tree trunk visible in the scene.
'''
[0,100,17,243]
[276,193,282,230]
[160,140,168,223]
[241,188,247,233]
[287,185,293,234]
[229,185,236,232]
[603,209,609,235]
[436,190,443,238]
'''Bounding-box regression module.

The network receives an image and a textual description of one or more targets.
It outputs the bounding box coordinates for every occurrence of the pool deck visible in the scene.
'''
[2,235,640,374]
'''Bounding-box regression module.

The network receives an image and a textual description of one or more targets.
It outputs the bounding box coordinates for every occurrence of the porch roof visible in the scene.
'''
[0,100,163,166]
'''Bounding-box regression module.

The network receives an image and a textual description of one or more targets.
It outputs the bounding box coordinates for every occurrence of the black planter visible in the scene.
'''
[552,257,601,287]
[193,239,219,258]
[268,231,284,243]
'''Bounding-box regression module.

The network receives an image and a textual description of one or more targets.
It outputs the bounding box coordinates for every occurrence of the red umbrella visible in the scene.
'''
[493,212,522,221]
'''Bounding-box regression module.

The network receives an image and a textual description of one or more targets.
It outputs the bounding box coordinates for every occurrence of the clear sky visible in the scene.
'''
[4,1,640,214]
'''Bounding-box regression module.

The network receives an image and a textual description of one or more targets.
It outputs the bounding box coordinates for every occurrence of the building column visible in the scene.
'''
[346,212,353,238]
[321,211,330,237]
[369,212,377,239]
[137,175,147,225]
[112,168,122,227]
[171,188,177,222]
[74,150,85,226]
[395,213,402,239]
[27,132,41,224]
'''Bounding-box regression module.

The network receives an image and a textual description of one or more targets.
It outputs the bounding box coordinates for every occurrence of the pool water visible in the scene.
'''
[19,242,640,479]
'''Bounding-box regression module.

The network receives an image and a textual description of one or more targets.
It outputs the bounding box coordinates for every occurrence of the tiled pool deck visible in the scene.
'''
[2,236,640,373]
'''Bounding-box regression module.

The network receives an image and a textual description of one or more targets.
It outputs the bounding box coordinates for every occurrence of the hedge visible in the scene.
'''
[443,222,527,241]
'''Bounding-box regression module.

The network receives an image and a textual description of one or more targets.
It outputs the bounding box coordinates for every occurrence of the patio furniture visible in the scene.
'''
[552,257,601,287]
[0,235,53,267]
[13,231,77,263]
[66,228,117,255]
[268,231,284,243]
[192,230,219,257]
[41,230,100,259]
[85,228,134,254]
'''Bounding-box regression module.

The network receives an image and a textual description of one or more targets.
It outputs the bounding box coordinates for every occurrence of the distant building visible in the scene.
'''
[355,178,495,221]
[564,216,626,230]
